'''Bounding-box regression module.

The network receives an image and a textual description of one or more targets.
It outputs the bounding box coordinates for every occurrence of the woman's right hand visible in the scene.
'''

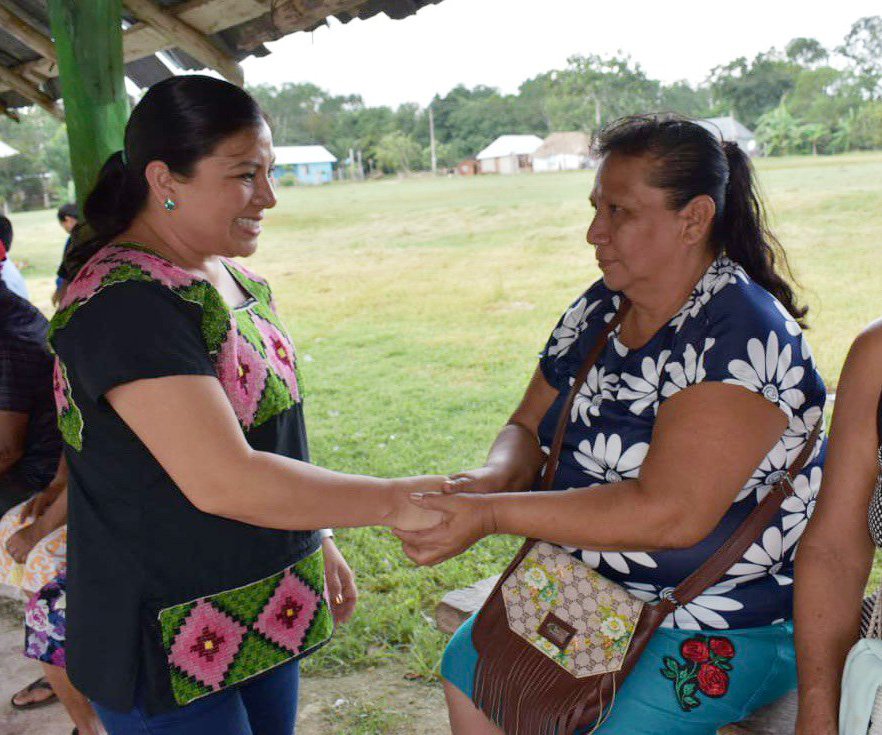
[444,465,511,494]
[389,476,446,531]
[18,486,60,523]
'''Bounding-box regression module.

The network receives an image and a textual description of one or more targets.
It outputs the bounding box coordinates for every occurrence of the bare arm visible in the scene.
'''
[399,381,787,563]
[794,323,882,735]
[446,366,556,493]
[0,410,27,476]
[107,374,443,531]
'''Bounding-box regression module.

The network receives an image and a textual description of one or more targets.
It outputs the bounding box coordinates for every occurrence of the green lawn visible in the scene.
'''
[8,153,882,677]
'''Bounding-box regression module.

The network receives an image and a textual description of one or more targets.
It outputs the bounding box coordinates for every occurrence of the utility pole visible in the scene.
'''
[429,105,437,175]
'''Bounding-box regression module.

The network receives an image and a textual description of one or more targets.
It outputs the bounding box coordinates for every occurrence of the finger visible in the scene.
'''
[410,492,455,512]
[337,571,358,624]
[394,527,448,546]
[443,477,471,494]
[18,502,33,523]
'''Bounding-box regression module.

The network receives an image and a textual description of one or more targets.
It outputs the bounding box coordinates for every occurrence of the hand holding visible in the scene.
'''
[322,537,358,624]
[390,475,446,531]
[394,491,497,566]
[18,488,57,523]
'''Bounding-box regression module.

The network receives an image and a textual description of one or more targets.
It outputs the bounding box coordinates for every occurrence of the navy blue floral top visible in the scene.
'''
[537,257,826,630]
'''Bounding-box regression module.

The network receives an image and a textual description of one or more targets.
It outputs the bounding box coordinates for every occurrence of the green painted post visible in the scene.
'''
[47,0,129,210]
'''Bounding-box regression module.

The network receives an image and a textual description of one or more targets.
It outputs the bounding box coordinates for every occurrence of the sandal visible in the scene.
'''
[10,676,57,710]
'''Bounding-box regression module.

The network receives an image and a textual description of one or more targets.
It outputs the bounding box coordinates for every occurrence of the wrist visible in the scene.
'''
[477,494,500,536]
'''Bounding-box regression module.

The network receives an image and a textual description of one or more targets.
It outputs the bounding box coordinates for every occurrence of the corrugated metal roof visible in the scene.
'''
[0,0,446,114]
[476,135,544,160]
[699,116,755,141]
[274,145,337,165]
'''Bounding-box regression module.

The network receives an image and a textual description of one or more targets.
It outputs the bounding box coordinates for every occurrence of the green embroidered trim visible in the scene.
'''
[55,361,84,451]
[233,309,266,355]
[253,370,296,427]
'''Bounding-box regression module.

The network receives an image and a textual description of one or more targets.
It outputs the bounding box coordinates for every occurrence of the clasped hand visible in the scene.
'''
[394,466,504,566]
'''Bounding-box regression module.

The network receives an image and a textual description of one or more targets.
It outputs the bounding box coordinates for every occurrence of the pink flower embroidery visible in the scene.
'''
[167,601,246,690]
[253,571,319,654]
[53,359,70,414]
[60,258,120,308]
[215,326,268,428]
[255,317,299,401]
[119,248,197,290]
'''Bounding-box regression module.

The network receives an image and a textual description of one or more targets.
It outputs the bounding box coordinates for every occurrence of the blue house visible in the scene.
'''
[273,145,337,185]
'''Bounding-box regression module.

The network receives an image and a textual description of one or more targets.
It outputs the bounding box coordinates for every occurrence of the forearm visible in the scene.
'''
[484,423,545,490]
[195,448,407,530]
[30,488,68,537]
[486,479,689,551]
[794,542,870,727]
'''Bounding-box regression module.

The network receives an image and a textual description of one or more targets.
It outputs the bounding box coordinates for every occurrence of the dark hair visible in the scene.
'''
[57,203,79,222]
[594,114,808,326]
[65,75,267,277]
[0,215,11,252]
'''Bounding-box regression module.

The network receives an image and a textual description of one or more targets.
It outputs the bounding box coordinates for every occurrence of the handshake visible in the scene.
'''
[386,467,504,566]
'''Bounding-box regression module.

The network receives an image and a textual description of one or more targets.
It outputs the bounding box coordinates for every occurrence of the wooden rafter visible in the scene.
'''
[123,0,243,85]
[236,0,370,50]
[0,0,266,97]
[0,63,63,120]
[0,3,57,62]
[0,98,21,122]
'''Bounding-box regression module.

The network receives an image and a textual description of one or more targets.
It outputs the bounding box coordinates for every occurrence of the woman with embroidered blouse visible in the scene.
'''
[48,76,442,734]
[396,116,826,734]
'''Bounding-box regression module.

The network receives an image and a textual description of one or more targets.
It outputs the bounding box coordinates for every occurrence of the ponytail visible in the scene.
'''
[717,141,808,327]
[63,150,149,278]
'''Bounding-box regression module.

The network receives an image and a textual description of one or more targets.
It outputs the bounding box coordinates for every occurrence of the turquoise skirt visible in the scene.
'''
[442,614,796,735]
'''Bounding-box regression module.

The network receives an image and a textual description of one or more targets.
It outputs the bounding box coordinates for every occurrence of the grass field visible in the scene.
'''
[8,152,882,679]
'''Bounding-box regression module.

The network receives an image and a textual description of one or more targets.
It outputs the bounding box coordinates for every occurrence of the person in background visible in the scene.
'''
[793,320,882,735]
[53,203,79,307]
[0,215,30,301]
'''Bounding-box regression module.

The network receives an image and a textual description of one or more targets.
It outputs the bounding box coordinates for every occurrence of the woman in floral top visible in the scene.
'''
[397,116,826,734]
[50,76,441,735]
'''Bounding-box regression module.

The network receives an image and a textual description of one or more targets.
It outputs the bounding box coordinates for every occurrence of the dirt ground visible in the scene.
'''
[0,593,449,735]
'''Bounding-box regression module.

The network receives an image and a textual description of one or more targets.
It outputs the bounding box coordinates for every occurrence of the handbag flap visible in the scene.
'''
[501,542,643,678]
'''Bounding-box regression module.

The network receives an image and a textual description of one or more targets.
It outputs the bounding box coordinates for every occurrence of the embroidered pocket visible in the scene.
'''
[158,548,333,706]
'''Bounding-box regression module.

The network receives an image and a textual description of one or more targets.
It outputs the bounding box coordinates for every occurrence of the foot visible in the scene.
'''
[10,677,57,709]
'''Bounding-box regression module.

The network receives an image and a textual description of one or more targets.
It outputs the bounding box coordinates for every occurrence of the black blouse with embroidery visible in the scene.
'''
[50,246,321,713]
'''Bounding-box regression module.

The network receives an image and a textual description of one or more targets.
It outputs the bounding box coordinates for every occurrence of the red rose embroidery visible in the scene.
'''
[709,637,736,659]
[697,663,729,697]
[680,639,710,663]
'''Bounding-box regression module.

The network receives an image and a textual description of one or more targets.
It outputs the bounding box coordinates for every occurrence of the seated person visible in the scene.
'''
[0,215,29,301]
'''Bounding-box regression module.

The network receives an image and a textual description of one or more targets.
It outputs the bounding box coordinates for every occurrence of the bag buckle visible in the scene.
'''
[776,474,797,498]
[659,588,681,608]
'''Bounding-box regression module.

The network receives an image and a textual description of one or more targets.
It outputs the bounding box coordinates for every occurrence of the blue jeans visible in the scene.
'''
[443,614,797,735]
[92,660,300,735]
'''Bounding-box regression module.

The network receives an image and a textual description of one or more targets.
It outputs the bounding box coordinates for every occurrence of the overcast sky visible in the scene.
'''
[240,0,881,108]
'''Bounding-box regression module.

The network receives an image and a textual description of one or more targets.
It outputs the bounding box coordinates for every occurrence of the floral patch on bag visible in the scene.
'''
[158,548,333,706]
[660,634,736,711]
[500,541,643,677]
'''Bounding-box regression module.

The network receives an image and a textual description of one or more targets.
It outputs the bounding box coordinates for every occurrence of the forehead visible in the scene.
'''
[208,121,274,162]
[591,153,663,204]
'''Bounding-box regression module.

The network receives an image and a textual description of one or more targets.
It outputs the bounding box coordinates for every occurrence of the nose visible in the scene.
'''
[255,170,277,209]
[586,212,607,247]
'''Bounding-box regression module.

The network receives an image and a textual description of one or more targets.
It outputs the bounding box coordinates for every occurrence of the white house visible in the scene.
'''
[273,145,337,185]
[698,116,757,155]
[476,135,543,174]
[532,132,595,172]
[0,140,18,159]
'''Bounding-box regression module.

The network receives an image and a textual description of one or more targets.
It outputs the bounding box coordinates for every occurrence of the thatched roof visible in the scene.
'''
[0,0,445,120]
[533,131,593,158]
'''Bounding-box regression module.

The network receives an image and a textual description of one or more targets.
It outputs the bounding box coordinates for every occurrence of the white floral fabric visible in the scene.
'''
[538,257,827,629]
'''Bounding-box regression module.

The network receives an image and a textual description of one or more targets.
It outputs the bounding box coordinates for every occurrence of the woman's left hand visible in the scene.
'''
[5,523,40,564]
[322,537,358,624]
[394,492,497,566]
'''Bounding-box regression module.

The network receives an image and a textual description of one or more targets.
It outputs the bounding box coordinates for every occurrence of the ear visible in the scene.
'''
[143,160,181,208]
[679,194,716,247]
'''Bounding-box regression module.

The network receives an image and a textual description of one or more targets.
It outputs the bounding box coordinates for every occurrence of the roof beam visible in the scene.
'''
[0,64,63,120]
[0,3,57,62]
[122,0,244,85]
[0,99,21,122]
[236,0,369,50]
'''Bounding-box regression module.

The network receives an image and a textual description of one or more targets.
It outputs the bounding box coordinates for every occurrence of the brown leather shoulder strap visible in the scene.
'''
[658,420,823,613]
[541,300,631,492]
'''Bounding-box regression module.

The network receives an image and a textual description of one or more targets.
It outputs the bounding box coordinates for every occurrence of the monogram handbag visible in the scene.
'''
[470,302,821,734]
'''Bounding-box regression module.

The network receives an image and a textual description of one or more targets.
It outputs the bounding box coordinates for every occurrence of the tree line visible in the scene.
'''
[2,15,882,207]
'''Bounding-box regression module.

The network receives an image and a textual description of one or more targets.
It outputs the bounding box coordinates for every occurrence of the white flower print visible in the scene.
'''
[603,295,622,324]
[726,527,793,587]
[547,298,601,358]
[660,338,716,399]
[570,366,619,427]
[26,599,53,634]
[579,549,658,575]
[618,351,671,416]
[781,466,822,552]
[573,433,649,485]
[737,438,800,502]
[725,331,806,417]
[625,582,743,630]
[670,258,746,332]
[782,406,823,455]
[773,300,816,367]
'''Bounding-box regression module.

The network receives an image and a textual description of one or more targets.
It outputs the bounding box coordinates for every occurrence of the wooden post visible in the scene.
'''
[429,105,437,175]
[47,0,129,209]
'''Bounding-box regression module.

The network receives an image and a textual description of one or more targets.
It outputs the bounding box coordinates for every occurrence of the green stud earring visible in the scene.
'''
[163,198,176,212]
